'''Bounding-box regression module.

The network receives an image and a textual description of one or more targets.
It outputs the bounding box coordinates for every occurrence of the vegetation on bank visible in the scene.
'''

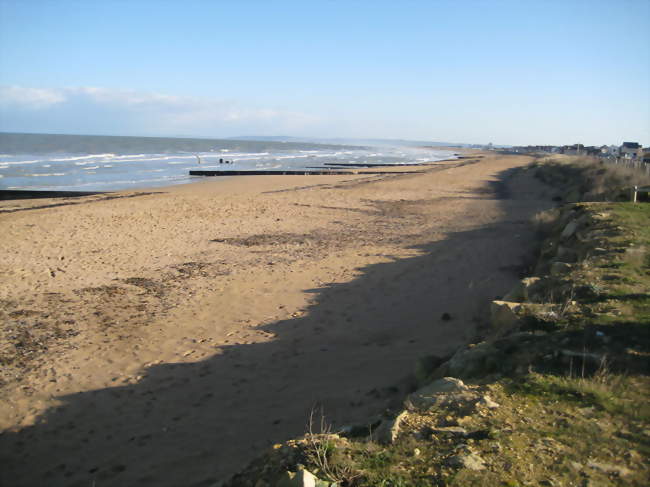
[224,157,650,487]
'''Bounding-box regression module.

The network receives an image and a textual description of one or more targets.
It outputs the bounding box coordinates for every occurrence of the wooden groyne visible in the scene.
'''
[189,169,424,177]
[322,162,427,168]
[0,190,105,200]
[190,169,356,176]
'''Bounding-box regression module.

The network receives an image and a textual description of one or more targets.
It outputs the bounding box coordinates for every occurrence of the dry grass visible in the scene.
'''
[304,408,360,484]
[534,155,650,202]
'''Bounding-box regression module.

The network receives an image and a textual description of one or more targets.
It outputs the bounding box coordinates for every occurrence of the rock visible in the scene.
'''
[276,469,335,487]
[550,262,572,276]
[536,437,565,453]
[587,461,631,477]
[561,220,579,239]
[479,395,500,409]
[339,416,382,438]
[556,245,578,262]
[448,452,486,470]
[436,342,499,380]
[560,349,603,367]
[405,377,476,411]
[414,354,447,386]
[503,282,525,302]
[375,410,408,444]
[430,426,468,437]
[490,300,521,335]
[558,208,577,226]
[521,277,543,301]
[538,479,557,487]
[569,461,583,471]
[441,312,452,321]
[565,189,582,203]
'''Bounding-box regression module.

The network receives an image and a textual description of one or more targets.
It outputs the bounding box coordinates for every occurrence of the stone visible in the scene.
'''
[538,479,557,487]
[556,245,578,262]
[558,208,577,226]
[569,461,583,471]
[438,342,499,379]
[550,262,572,276]
[448,452,486,470]
[521,277,543,301]
[405,377,475,411]
[560,349,603,367]
[490,300,521,335]
[565,189,582,203]
[536,437,565,453]
[587,461,631,477]
[503,282,525,302]
[276,469,335,487]
[414,355,447,386]
[375,410,408,444]
[430,426,468,437]
[479,395,500,409]
[561,220,579,239]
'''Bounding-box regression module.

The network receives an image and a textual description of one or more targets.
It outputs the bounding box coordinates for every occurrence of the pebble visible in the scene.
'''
[587,460,631,477]
[479,395,500,409]
[448,452,486,470]
[430,426,468,437]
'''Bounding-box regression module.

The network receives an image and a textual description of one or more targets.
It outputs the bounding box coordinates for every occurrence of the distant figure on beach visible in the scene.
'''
[219,158,224,164]
[194,154,201,164]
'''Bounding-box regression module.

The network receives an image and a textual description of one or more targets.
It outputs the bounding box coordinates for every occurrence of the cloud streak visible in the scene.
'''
[0,85,319,136]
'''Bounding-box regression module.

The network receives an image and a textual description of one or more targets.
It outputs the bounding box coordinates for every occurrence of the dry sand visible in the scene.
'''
[0,153,552,486]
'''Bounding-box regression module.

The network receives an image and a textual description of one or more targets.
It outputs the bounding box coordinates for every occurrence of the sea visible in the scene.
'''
[0,133,456,192]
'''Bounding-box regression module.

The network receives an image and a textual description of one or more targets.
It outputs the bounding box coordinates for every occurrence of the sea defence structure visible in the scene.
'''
[189,169,423,176]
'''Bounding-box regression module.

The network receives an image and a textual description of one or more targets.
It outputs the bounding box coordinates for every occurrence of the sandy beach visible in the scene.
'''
[0,152,553,486]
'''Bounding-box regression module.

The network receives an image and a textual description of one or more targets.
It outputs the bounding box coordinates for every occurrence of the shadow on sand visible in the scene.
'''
[0,167,553,487]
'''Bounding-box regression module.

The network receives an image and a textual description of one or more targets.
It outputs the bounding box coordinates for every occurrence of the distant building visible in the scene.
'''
[562,144,585,155]
[620,142,641,159]
[642,148,650,164]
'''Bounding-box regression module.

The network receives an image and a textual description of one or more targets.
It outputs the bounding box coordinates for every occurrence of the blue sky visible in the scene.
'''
[0,0,648,145]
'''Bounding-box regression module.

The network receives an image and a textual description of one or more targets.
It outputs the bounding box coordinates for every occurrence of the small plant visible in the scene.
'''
[305,407,360,484]
[556,285,576,322]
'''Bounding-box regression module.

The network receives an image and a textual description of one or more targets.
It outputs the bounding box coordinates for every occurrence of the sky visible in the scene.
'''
[0,0,648,146]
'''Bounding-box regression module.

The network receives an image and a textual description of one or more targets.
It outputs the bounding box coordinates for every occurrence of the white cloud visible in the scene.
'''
[0,85,320,136]
[0,85,67,109]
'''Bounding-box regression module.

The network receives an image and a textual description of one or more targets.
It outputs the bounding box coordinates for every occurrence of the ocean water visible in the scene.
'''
[0,136,455,192]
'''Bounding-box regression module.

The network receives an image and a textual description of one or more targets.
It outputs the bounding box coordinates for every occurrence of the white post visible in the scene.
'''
[633,186,638,203]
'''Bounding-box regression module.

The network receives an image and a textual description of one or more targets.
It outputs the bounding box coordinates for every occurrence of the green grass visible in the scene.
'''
[509,372,650,421]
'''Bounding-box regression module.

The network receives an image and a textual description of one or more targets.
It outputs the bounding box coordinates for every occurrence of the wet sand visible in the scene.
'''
[0,152,552,486]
